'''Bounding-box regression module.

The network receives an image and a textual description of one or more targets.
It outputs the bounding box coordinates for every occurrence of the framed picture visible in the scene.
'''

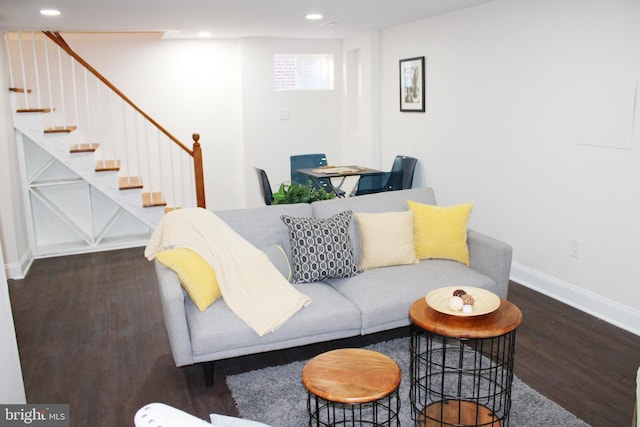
[399,56,425,112]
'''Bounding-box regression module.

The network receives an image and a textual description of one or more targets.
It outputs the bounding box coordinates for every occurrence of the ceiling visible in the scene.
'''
[1,0,494,39]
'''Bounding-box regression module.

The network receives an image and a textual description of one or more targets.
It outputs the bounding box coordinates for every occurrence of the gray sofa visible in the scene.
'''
[153,187,512,385]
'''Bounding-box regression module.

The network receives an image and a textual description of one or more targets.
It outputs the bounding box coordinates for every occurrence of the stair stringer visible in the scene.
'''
[12,110,166,232]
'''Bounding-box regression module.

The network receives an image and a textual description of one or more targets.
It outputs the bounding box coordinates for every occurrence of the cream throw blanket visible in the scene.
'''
[144,208,311,336]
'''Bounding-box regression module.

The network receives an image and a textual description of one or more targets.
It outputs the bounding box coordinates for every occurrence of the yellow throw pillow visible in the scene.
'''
[154,248,221,311]
[407,200,473,266]
[355,211,418,270]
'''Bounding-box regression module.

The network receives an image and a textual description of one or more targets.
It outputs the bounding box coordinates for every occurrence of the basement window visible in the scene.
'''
[273,54,334,91]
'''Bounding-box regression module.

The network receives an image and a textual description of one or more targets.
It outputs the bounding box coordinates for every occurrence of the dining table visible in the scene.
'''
[295,165,382,197]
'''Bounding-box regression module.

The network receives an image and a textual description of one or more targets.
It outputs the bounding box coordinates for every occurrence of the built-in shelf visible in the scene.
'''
[20,135,153,257]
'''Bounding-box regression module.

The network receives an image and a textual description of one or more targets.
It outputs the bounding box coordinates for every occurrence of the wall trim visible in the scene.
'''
[511,263,640,337]
[4,249,33,280]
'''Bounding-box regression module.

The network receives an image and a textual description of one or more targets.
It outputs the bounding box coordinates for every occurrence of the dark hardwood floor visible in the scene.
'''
[8,247,639,427]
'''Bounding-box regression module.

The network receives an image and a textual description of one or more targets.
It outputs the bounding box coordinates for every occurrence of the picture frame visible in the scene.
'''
[399,56,425,112]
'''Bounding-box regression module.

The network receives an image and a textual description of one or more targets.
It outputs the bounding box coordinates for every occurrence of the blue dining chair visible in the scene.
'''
[290,153,345,196]
[254,167,274,205]
[353,172,392,196]
[290,153,328,186]
[390,155,418,190]
[353,155,418,196]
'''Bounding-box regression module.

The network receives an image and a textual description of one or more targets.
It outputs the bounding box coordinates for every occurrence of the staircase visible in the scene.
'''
[6,31,205,257]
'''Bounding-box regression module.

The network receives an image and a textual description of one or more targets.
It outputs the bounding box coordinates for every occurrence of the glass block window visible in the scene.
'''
[273,54,334,91]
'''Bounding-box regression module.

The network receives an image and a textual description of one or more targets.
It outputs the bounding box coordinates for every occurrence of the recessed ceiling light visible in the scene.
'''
[198,31,212,38]
[40,9,61,16]
[305,13,323,20]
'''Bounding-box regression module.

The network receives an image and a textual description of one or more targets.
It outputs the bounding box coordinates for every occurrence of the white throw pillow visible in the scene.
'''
[355,210,418,270]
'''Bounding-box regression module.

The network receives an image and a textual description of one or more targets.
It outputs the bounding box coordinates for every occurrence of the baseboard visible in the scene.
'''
[511,262,640,337]
[4,249,33,280]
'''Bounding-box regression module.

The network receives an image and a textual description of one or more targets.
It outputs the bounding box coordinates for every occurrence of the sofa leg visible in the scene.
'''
[202,361,215,387]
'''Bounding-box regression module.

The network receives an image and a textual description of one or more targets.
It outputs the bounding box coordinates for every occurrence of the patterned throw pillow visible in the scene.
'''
[281,211,360,283]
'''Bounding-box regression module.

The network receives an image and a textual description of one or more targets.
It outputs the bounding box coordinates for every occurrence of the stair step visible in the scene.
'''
[164,206,182,213]
[95,160,121,172]
[45,125,77,133]
[119,176,143,190]
[142,192,166,208]
[71,143,99,153]
[17,108,52,113]
[9,87,32,94]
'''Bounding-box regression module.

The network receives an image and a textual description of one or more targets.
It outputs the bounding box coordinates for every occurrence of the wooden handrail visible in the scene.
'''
[42,31,206,209]
[43,31,193,156]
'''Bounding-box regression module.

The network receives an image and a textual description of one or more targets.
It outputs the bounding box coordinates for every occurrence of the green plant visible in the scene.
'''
[272,182,335,204]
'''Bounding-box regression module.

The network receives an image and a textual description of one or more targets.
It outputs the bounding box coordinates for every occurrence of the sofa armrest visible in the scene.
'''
[154,261,195,366]
[467,230,513,297]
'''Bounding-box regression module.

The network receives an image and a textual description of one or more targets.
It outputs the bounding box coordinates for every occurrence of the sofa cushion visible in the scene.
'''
[327,259,498,334]
[281,211,360,283]
[312,187,437,264]
[185,282,362,361]
[408,201,473,266]
[153,242,292,311]
[214,203,313,264]
[261,243,292,282]
[355,211,418,270]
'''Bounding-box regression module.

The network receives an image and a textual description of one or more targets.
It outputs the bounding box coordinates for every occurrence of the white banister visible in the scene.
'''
[4,34,15,87]
[169,139,176,207]
[108,90,116,160]
[134,113,142,187]
[43,34,54,114]
[96,80,104,162]
[122,100,130,180]
[17,32,29,109]
[83,68,92,141]
[70,56,79,130]
[56,44,67,127]
[155,128,163,194]
[30,32,42,109]
[146,123,155,193]
[6,30,199,211]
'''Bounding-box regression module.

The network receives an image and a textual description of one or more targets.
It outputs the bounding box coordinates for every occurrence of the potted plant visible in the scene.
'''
[272,182,335,204]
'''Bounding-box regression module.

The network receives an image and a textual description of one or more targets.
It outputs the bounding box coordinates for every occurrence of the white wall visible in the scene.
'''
[341,31,381,168]
[380,0,640,334]
[0,39,31,279]
[2,0,639,334]
[71,36,344,209]
[70,36,245,210]
[0,240,26,403]
[0,34,345,274]
[239,38,344,206]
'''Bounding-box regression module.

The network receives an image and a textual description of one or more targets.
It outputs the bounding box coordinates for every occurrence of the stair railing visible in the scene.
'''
[4,30,206,210]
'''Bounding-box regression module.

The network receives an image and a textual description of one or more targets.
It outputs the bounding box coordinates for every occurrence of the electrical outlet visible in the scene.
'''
[569,238,581,259]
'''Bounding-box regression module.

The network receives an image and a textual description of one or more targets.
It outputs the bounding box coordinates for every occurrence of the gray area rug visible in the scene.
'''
[227,337,591,426]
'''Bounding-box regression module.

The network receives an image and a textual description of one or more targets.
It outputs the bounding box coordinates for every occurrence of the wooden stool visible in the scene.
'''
[302,348,401,427]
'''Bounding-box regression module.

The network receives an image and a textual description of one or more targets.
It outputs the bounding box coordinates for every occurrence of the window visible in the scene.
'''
[273,54,334,91]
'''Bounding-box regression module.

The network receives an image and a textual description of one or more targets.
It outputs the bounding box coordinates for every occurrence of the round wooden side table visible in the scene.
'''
[302,348,401,427]
[409,297,522,427]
